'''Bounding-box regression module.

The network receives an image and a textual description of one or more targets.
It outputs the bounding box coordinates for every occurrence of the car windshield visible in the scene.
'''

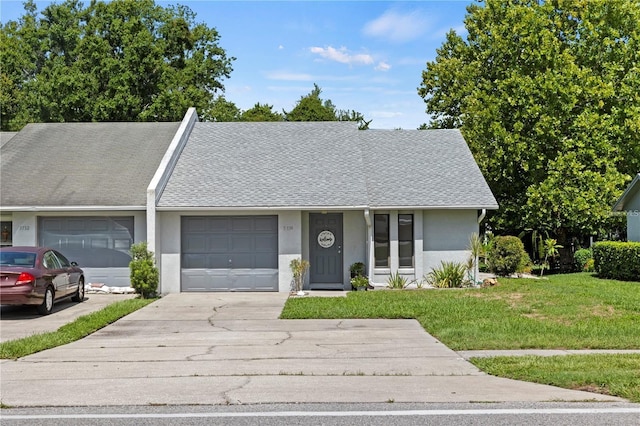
[0,251,37,267]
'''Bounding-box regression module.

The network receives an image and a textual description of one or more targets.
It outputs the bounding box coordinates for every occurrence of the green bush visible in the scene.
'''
[574,248,594,272]
[129,242,159,298]
[592,241,640,281]
[488,236,530,276]
[425,261,469,288]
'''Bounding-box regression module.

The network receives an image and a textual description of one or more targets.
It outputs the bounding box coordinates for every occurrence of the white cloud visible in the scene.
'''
[371,111,403,119]
[363,9,432,43]
[278,45,285,50]
[309,46,374,66]
[375,61,391,72]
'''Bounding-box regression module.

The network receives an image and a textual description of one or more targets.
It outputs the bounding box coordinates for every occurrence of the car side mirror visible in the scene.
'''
[71,261,78,267]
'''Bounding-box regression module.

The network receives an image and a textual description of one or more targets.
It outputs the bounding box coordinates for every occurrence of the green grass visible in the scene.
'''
[471,354,640,403]
[0,298,156,359]
[282,272,640,401]
[281,273,640,350]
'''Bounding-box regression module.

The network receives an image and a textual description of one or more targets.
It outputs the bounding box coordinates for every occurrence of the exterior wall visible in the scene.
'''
[622,185,640,242]
[422,209,478,278]
[629,212,640,242]
[2,210,145,286]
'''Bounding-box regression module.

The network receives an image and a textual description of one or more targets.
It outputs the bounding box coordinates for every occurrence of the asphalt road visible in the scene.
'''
[2,402,639,426]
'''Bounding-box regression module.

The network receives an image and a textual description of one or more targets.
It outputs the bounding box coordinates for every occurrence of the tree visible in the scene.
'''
[418,0,639,242]
[201,96,241,122]
[284,84,370,128]
[0,0,234,129]
[240,102,284,122]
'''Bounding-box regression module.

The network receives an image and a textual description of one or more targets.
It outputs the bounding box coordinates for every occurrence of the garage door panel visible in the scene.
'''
[255,235,277,252]
[208,236,229,252]
[181,216,278,292]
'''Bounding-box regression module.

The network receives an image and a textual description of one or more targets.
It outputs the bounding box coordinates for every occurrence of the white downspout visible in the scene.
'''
[364,209,374,285]
[478,208,486,225]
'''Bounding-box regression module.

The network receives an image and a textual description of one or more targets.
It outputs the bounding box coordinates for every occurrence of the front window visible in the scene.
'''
[374,214,390,267]
[398,214,414,268]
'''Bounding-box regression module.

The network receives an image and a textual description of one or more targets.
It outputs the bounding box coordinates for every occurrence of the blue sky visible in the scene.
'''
[1,1,475,129]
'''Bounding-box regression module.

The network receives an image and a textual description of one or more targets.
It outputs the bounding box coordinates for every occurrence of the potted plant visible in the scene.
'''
[349,262,365,279]
[350,275,370,291]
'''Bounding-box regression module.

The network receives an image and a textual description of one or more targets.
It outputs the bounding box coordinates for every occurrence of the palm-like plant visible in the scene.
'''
[539,238,562,276]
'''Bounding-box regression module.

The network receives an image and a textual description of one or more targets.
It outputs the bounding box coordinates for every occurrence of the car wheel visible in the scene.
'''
[37,286,54,315]
[72,277,85,302]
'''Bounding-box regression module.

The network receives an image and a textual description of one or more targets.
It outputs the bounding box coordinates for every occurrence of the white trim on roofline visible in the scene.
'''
[612,173,640,211]
[0,206,146,212]
[155,204,498,211]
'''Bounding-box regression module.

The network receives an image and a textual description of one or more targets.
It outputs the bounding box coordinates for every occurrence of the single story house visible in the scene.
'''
[1,108,498,292]
[613,173,640,242]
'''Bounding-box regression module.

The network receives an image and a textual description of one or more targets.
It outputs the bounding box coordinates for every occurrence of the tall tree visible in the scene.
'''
[240,103,284,122]
[284,84,370,128]
[0,0,234,129]
[418,0,639,241]
[201,96,241,122]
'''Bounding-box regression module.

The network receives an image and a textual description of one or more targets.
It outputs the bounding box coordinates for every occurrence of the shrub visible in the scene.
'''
[592,242,640,281]
[290,258,310,292]
[574,248,594,272]
[386,271,408,289]
[488,236,530,277]
[425,261,469,288]
[129,242,159,298]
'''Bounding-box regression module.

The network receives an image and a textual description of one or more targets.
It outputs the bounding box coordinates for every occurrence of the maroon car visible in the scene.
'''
[0,246,85,315]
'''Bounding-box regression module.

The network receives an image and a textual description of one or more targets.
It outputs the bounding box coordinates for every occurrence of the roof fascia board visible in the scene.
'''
[156,205,370,212]
[147,107,199,205]
[0,206,146,212]
[612,173,640,211]
[156,204,498,212]
[146,107,198,254]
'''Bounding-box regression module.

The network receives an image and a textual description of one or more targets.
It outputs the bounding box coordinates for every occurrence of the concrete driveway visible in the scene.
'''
[0,293,623,406]
[0,294,136,343]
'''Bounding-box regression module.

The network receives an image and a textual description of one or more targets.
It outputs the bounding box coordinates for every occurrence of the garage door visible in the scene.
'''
[181,216,278,291]
[38,216,134,287]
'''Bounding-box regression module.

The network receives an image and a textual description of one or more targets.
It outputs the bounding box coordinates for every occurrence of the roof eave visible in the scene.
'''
[0,205,147,212]
[612,173,640,211]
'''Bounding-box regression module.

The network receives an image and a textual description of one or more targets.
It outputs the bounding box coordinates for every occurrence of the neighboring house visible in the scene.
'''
[0,121,183,285]
[613,173,640,242]
[1,108,498,293]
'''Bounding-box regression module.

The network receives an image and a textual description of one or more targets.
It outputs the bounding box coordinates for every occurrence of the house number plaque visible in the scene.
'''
[317,230,335,248]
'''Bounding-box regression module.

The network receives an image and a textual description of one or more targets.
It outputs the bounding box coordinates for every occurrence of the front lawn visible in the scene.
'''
[471,354,640,403]
[282,273,640,401]
[281,273,640,350]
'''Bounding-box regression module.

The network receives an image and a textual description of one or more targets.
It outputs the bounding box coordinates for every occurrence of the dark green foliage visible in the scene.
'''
[284,84,369,128]
[129,242,159,298]
[488,236,530,276]
[593,242,640,281]
[574,248,594,272]
[418,0,639,238]
[1,0,234,129]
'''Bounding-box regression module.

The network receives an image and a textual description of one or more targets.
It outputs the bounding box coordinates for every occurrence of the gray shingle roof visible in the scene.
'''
[360,129,498,208]
[159,122,370,208]
[158,122,497,209]
[0,132,18,148]
[1,122,180,207]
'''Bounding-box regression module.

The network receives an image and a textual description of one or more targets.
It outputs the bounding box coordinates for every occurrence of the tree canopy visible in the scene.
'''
[0,0,234,129]
[418,0,640,241]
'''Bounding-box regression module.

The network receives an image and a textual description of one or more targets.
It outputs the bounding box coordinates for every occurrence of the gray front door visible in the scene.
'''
[309,213,343,289]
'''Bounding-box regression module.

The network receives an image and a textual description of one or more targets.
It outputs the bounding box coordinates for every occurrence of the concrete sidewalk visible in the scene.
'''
[0,293,625,406]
